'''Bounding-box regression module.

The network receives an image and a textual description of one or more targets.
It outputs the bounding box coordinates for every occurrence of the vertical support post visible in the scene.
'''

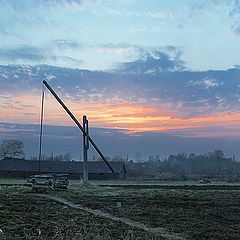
[233,154,236,176]
[38,85,45,175]
[83,115,89,183]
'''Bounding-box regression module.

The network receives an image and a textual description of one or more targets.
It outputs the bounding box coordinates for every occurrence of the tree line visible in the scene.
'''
[1,139,240,180]
[127,150,240,180]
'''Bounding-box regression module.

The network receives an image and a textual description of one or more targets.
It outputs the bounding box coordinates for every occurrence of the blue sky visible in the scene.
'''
[1,0,240,70]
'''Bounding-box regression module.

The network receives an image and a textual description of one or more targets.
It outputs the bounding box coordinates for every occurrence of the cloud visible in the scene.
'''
[52,39,83,50]
[229,0,240,34]
[206,0,240,35]
[116,48,185,74]
[1,65,240,133]
[0,45,83,67]
[0,41,144,68]
[0,0,84,11]
[0,46,46,63]
[229,0,240,17]
[231,23,240,34]
[51,39,140,55]
[187,77,222,89]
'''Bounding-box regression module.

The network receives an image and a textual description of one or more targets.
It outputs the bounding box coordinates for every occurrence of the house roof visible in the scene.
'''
[0,157,126,174]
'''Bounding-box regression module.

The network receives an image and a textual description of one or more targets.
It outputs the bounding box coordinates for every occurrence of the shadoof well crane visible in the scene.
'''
[39,80,115,183]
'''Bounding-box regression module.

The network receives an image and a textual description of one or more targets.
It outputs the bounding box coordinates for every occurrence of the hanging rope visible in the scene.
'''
[38,84,46,174]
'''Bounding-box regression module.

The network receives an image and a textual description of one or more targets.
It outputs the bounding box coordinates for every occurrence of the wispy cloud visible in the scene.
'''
[230,0,240,35]
[116,48,185,74]
[0,0,85,11]
[1,42,179,69]
[52,40,140,56]
[0,0,240,71]
[187,77,222,89]
[0,44,83,67]
[0,46,46,62]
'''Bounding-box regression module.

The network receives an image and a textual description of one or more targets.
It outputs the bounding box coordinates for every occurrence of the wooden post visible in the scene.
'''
[38,85,45,175]
[43,80,115,174]
[83,115,89,183]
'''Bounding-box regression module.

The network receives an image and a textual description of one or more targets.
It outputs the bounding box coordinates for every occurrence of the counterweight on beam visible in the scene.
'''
[42,80,115,174]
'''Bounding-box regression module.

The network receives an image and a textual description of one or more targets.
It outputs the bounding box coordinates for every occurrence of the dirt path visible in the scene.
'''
[37,194,188,240]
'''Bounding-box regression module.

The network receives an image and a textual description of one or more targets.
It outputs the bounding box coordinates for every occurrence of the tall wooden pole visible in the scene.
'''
[83,115,89,183]
[38,85,45,174]
[43,80,115,174]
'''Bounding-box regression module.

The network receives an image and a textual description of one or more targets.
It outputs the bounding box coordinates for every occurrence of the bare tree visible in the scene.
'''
[63,152,73,162]
[0,139,25,159]
[28,152,73,161]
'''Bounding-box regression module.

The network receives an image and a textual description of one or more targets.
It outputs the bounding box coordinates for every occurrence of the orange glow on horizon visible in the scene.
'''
[1,92,240,137]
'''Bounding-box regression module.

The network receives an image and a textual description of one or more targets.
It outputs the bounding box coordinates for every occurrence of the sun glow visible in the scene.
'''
[1,92,240,136]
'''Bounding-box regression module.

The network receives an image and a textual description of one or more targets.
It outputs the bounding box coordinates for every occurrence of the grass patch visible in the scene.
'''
[0,179,27,185]
[1,179,240,239]
[0,187,162,240]
[54,183,240,240]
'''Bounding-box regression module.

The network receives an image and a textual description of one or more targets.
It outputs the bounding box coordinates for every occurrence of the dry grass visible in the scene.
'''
[54,183,240,240]
[0,187,163,240]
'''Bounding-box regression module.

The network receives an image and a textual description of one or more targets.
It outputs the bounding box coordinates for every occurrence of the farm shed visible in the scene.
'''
[0,157,126,180]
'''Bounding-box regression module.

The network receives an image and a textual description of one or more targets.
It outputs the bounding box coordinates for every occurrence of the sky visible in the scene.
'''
[1,0,240,159]
[1,0,240,70]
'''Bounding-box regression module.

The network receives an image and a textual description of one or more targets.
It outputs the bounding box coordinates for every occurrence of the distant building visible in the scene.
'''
[0,157,126,180]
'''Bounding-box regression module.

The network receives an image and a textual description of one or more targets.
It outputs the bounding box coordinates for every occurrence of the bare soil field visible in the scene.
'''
[1,180,240,239]
[0,187,163,240]
[55,182,240,240]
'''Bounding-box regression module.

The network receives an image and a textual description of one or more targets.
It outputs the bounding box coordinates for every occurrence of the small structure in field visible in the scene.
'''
[29,174,54,193]
[28,173,69,191]
[52,174,69,190]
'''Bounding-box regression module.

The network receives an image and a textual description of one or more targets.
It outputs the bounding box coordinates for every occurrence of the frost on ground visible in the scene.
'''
[39,194,186,240]
[0,187,164,240]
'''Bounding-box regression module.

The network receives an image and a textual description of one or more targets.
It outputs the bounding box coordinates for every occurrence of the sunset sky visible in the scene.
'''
[1,0,240,158]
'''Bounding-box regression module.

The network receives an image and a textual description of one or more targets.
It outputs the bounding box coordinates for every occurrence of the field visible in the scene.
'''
[1,179,240,240]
